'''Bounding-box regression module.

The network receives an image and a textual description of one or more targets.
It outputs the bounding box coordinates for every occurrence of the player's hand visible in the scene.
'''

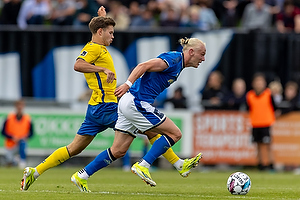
[97,6,106,17]
[114,84,130,98]
[103,68,116,83]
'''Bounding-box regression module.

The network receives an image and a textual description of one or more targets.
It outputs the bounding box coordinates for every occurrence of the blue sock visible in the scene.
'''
[143,135,173,165]
[84,148,116,176]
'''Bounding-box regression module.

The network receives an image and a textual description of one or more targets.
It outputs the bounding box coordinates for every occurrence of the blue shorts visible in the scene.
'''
[77,102,118,136]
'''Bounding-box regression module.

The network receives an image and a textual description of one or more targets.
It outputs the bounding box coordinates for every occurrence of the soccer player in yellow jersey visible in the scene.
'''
[20,6,201,192]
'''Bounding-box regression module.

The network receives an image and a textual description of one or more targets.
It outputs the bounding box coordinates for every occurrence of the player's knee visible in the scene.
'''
[171,128,182,143]
[111,148,127,158]
[67,145,84,157]
[173,132,182,143]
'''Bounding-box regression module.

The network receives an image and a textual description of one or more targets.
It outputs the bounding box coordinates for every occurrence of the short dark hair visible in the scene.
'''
[88,16,116,34]
[252,72,266,81]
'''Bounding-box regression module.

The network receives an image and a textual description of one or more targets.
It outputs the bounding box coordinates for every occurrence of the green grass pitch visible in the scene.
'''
[1,166,300,200]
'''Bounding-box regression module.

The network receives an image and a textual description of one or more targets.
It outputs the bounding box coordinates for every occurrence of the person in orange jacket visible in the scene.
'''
[1,99,33,168]
[246,72,276,171]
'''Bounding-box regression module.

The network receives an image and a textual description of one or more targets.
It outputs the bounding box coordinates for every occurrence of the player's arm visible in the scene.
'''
[74,59,115,83]
[1,119,12,139]
[114,58,168,98]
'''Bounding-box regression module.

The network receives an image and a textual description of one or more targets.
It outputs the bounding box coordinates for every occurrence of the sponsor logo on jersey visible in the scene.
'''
[168,79,174,84]
[80,50,88,56]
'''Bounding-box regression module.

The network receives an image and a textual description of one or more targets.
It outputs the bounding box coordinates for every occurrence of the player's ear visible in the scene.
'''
[189,48,194,56]
[97,28,103,36]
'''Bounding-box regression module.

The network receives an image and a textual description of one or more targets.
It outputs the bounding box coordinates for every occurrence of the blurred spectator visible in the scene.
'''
[94,0,110,12]
[198,0,219,30]
[201,70,229,110]
[223,78,247,110]
[160,6,181,27]
[268,80,283,105]
[147,0,161,21]
[265,0,281,24]
[211,0,247,27]
[50,0,76,26]
[220,0,240,27]
[73,0,98,27]
[106,1,130,30]
[181,1,218,30]
[164,86,188,109]
[180,5,201,28]
[246,72,276,171]
[0,0,22,25]
[128,1,141,22]
[1,99,34,168]
[17,0,51,29]
[276,0,300,33]
[130,7,156,28]
[241,0,273,30]
[277,81,299,115]
[157,0,190,12]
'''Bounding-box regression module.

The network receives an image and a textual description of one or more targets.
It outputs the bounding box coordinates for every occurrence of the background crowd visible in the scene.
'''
[200,71,299,115]
[0,0,300,32]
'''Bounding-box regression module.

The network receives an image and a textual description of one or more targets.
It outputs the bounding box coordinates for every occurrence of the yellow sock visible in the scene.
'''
[149,134,180,165]
[36,146,70,175]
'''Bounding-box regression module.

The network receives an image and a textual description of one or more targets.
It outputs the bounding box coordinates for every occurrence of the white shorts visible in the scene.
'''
[115,92,166,137]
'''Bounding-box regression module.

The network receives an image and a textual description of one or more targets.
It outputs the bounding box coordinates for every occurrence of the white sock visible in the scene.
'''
[139,159,151,168]
[173,159,184,171]
[33,168,40,179]
[77,169,89,180]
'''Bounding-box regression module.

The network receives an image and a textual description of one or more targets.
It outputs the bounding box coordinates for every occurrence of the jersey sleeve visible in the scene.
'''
[77,43,100,64]
[157,53,171,69]
[157,52,182,73]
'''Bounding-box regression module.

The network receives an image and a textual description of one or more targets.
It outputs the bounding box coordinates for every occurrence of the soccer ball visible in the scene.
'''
[227,172,251,195]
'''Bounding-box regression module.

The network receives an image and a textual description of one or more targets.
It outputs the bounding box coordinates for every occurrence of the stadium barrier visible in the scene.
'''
[1,108,300,166]
[0,109,191,158]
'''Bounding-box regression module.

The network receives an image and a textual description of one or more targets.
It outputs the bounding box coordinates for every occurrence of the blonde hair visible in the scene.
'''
[179,37,206,51]
[268,81,283,94]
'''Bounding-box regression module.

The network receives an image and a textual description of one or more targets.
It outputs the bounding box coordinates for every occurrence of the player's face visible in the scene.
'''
[101,25,114,46]
[191,45,206,68]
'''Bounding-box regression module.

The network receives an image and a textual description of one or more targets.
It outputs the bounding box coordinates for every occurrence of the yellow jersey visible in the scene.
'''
[77,42,117,105]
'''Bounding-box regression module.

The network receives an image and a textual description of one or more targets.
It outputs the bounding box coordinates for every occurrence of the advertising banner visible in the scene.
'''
[0,111,182,156]
[272,112,300,165]
[193,111,257,165]
[194,111,300,166]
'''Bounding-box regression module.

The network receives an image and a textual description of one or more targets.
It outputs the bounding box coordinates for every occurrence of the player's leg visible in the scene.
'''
[252,128,264,170]
[71,131,134,192]
[147,132,202,177]
[37,134,94,175]
[264,127,274,170]
[147,132,180,164]
[256,142,264,170]
[5,146,17,167]
[21,134,94,191]
[266,143,274,170]
[21,103,116,191]
[132,117,181,186]
[122,150,131,171]
[139,117,181,165]
[18,139,27,169]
